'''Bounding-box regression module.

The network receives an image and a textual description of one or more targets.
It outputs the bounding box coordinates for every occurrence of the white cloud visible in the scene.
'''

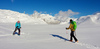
[55,9,79,22]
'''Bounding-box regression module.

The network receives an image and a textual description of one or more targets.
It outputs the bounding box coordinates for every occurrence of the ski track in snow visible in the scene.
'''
[75,42,100,49]
[52,34,100,49]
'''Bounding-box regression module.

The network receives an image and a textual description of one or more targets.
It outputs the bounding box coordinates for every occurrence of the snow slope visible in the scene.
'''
[1,9,100,25]
[77,13,100,25]
[0,23,100,49]
[0,9,60,24]
[0,9,46,24]
[31,11,60,24]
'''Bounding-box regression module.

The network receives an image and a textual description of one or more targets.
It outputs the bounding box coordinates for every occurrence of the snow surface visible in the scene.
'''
[0,23,100,49]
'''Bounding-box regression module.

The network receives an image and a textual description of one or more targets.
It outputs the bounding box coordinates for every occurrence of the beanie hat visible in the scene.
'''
[17,21,20,23]
[70,19,73,22]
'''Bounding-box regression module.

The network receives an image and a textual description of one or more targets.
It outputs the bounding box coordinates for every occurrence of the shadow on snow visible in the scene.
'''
[50,34,69,41]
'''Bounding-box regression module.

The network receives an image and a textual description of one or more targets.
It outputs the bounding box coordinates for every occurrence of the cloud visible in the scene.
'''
[11,0,14,3]
[55,9,79,22]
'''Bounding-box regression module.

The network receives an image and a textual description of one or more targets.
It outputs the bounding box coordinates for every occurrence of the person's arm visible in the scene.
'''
[66,24,71,29]
[15,22,18,28]
[19,23,21,28]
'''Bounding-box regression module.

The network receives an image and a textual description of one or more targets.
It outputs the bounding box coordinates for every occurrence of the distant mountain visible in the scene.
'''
[0,9,100,25]
[0,9,61,24]
[0,9,46,24]
[77,13,100,25]
[31,11,60,24]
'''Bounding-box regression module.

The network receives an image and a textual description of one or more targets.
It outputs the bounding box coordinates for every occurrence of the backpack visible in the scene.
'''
[71,21,77,30]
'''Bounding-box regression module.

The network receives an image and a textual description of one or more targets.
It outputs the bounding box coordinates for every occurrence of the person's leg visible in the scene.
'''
[71,31,78,42]
[13,28,17,35]
[18,28,20,35]
[70,31,73,41]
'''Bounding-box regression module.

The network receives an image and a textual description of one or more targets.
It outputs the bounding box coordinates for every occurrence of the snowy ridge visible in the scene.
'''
[0,9,46,24]
[0,9,61,24]
[77,13,100,25]
[0,9,100,25]
[91,13,100,24]
[31,11,60,24]
[60,18,77,24]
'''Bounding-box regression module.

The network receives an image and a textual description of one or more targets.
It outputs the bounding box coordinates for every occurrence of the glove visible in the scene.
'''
[16,26,18,28]
[66,28,68,30]
[20,27,21,29]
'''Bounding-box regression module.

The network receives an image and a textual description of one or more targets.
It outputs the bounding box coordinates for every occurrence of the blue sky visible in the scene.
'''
[0,0,100,18]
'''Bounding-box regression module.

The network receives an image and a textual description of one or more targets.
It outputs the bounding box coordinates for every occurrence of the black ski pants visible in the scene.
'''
[14,28,20,34]
[70,31,78,41]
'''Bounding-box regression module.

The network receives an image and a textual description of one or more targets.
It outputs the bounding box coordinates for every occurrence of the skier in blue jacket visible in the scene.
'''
[13,21,21,35]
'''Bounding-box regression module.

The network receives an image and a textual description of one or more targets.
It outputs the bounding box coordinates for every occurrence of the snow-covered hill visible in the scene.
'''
[0,9,77,24]
[0,9,46,24]
[77,13,100,25]
[31,11,60,24]
[0,9,60,24]
[60,18,77,24]
[0,9,100,25]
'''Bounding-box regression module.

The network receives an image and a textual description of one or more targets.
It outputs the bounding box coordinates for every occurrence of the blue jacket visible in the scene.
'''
[15,22,21,29]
